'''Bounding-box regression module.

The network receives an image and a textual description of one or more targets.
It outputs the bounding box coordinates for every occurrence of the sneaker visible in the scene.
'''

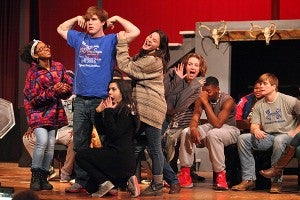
[92,181,114,198]
[141,179,151,185]
[214,171,228,190]
[65,182,87,193]
[140,183,163,196]
[127,175,140,197]
[178,171,193,188]
[60,173,71,183]
[169,183,181,194]
[69,179,75,185]
[270,182,282,193]
[47,166,57,181]
[163,180,170,187]
[231,180,255,191]
[107,188,118,196]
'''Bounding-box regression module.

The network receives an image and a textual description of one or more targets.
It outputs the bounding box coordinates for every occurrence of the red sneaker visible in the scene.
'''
[214,170,228,190]
[178,167,193,188]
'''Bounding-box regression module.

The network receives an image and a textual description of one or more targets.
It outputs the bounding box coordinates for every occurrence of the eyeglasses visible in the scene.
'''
[36,44,50,53]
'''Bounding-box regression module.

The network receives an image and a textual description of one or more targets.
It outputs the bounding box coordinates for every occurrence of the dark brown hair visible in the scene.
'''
[134,30,170,73]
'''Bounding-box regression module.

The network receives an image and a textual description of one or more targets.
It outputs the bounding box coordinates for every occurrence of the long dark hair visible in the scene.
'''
[111,79,140,132]
[133,30,170,73]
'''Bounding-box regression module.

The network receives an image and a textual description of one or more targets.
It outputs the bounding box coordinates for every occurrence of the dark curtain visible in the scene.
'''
[0,0,21,162]
[0,0,20,107]
[30,0,39,40]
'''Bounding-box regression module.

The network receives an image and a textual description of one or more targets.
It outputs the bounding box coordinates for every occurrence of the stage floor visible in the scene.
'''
[0,162,299,200]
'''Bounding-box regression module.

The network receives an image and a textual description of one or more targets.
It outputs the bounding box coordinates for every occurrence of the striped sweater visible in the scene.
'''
[116,39,167,129]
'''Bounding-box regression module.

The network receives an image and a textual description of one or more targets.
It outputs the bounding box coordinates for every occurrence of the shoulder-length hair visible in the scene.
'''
[111,79,140,132]
[181,53,207,77]
[133,30,170,73]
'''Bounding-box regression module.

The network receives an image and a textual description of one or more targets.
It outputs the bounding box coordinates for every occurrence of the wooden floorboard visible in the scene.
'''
[0,162,299,200]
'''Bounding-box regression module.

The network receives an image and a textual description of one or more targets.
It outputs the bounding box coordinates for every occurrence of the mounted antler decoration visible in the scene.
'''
[198,21,227,47]
[249,23,276,45]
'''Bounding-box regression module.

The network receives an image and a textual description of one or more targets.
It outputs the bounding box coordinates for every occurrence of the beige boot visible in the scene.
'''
[270,182,282,193]
[231,180,255,191]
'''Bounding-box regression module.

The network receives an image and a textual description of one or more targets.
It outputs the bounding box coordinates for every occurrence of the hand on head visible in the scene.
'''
[107,16,118,29]
[199,90,209,103]
[77,16,86,29]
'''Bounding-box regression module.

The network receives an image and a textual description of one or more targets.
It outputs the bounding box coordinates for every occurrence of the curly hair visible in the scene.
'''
[181,53,207,77]
[19,41,37,64]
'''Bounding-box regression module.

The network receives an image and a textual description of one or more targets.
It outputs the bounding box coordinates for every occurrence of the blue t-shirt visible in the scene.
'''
[67,30,117,98]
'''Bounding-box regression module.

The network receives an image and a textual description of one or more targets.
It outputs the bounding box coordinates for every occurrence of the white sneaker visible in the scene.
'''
[69,179,75,185]
[127,175,140,198]
[92,181,114,198]
[47,166,57,181]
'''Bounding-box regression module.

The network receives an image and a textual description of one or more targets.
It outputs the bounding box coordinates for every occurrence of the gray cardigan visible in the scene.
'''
[164,68,202,121]
[116,39,167,129]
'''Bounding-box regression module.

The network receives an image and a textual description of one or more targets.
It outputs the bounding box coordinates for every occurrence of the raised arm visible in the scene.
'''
[57,16,86,40]
[107,16,140,43]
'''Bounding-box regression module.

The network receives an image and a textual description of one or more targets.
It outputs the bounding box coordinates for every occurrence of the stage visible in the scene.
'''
[0,162,299,200]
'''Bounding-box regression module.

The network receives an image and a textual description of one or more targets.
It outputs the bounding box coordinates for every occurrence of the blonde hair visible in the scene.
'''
[258,73,278,91]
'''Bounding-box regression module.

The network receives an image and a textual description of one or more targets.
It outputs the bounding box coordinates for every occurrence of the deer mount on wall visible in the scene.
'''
[249,23,277,45]
[198,21,227,48]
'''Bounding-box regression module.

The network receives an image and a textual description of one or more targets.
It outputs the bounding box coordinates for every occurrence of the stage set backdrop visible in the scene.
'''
[0,0,299,162]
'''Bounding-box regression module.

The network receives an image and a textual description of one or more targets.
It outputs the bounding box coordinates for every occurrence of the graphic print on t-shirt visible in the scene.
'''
[78,41,102,68]
[264,108,284,124]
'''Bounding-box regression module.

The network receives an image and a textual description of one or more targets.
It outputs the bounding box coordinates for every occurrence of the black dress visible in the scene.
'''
[76,107,137,193]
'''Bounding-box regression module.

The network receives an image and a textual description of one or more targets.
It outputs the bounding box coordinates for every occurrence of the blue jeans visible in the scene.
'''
[290,132,300,147]
[136,123,164,176]
[32,127,56,171]
[163,157,179,185]
[73,96,102,186]
[134,121,179,185]
[238,132,292,182]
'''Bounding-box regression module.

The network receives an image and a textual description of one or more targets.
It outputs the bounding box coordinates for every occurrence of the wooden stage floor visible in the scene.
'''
[0,162,299,200]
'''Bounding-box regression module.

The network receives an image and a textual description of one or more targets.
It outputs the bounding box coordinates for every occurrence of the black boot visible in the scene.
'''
[30,168,41,191]
[40,170,53,190]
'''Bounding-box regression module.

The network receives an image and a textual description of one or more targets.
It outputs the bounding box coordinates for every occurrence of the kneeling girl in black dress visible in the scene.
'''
[76,79,140,197]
